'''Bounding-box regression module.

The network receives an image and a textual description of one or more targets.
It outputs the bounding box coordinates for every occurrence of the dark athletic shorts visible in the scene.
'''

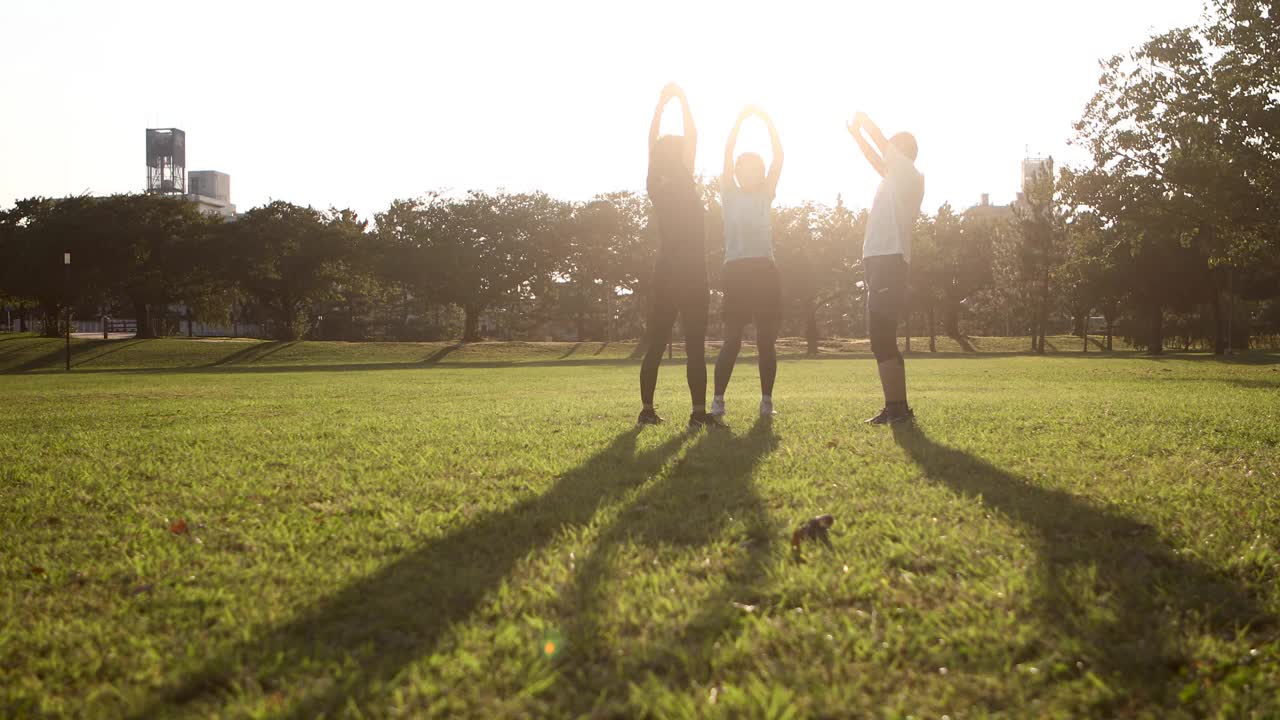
[864,253,908,362]
[721,257,782,328]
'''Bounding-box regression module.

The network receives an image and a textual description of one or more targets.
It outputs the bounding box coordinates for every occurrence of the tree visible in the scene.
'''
[775,198,863,354]
[774,203,818,350]
[938,212,998,342]
[228,202,366,340]
[1072,3,1280,353]
[377,191,564,342]
[906,204,994,352]
[1011,170,1065,353]
[95,194,221,338]
[0,196,109,337]
[559,192,647,341]
[907,210,945,352]
[0,198,57,333]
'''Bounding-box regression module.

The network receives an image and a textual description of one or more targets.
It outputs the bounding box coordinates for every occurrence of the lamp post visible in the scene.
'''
[64,252,71,371]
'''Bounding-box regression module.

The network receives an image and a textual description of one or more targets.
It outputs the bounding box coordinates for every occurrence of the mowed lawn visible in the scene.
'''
[2,336,1279,719]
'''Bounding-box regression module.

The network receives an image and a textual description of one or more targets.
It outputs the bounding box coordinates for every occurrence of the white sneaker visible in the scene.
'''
[710,397,726,416]
[760,398,776,416]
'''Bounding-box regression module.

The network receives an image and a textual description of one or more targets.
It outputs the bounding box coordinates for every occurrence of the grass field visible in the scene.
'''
[2,334,1279,718]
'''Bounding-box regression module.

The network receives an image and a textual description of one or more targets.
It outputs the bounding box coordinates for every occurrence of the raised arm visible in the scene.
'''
[847,111,889,178]
[673,85,697,172]
[758,108,784,195]
[648,86,672,151]
[723,108,749,188]
[649,83,697,172]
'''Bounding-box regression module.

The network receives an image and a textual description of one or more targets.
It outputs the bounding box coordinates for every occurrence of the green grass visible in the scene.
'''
[2,337,1278,718]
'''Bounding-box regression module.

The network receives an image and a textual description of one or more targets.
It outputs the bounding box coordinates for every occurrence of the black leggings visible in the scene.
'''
[714,317,779,397]
[640,291,708,408]
[714,259,781,397]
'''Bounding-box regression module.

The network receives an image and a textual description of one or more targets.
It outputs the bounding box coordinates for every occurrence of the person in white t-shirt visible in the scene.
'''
[847,111,924,425]
[711,105,784,421]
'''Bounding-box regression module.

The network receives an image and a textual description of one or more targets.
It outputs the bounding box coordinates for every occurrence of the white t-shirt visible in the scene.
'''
[862,145,924,264]
[721,184,774,263]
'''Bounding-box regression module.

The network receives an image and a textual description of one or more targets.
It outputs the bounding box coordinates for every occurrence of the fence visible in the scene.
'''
[4,318,267,338]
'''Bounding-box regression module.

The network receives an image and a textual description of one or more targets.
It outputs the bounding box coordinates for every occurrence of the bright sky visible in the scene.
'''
[2,0,1206,221]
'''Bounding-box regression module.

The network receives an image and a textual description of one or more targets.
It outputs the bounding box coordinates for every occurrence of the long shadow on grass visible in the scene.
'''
[134,427,690,719]
[423,342,463,364]
[892,425,1271,709]
[4,338,114,372]
[71,339,147,367]
[207,341,275,366]
[0,339,54,360]
[554,417,780,714]
[9,349,1279,376]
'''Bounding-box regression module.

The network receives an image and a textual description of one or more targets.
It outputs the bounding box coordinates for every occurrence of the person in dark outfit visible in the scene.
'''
[638,83,723,430]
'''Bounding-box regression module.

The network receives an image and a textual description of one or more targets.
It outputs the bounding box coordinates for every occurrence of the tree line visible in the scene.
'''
[1,0,1276,354]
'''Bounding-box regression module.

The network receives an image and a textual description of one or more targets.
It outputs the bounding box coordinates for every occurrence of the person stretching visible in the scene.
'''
[847,110,924,425]
[711,105,784,421]
[638,83,722,430]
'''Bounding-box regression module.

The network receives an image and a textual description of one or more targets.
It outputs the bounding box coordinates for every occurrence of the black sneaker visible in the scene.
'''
[637,408,665,425]
[866,407,915,425]
[688,411,729,431]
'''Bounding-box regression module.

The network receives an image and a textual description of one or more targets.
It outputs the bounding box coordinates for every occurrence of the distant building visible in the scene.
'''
[188,170,236,218]
[964,192,1015,222]
[146,128,237,218]
[1016,156,1054,206]
[967,156,1055,221]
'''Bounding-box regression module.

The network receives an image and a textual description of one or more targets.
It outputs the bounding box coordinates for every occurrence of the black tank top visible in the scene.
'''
[647,173,708,287]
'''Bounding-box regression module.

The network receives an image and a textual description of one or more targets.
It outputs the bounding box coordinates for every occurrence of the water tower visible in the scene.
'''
[145,128,186,195]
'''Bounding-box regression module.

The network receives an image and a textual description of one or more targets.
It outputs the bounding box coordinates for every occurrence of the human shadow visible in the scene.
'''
[133,427,690,719]
[71,339,146,367]
[207,341,274,367]
[422,342,464,365]
[59,355,657,376]
[0,339,56,360]
[4,338,113,372]
[553,417,780,714]
[247,341,296,363]
[891,425,1271,709]
[204,341,298,367]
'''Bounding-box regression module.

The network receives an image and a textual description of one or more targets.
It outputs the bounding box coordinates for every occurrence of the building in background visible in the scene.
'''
[964,192,1014,222]
[188,170,235,218]
[1016,156,1054,205]
[145,128,236,218]
[966,156,1055,221]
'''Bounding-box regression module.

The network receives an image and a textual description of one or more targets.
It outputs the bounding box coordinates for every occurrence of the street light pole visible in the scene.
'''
[64,252,71,371]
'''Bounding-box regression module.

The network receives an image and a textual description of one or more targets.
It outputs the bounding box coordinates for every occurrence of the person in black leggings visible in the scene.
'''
[638,83,722,430]
[711,105,784,421]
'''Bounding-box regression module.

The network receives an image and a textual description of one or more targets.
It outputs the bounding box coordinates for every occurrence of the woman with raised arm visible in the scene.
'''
[711,105,785,422]
[638,83,721,430]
